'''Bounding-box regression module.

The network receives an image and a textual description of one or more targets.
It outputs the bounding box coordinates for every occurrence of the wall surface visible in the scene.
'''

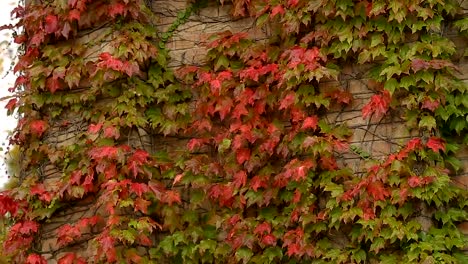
[34,0,467,262]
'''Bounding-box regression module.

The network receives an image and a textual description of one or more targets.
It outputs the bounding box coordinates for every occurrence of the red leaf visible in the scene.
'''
[292,189,301,203]
[45,15,59,34]
[270,5,285,18]
[287,243,301,257]
[232,103,249,120]
[138,234,153,246]
[162,190,181,206]
[134,198,151,213]
[209,184,234,207]
[254,222,271,235]
[109,3,126,18]
[187,138,208,151]
[427,137,445,153]
[5,98,17,111]
[261,234,277,245]
[14,34,27,44]
[26,254,47,264]
[103,125,120,139]
[406,138,422,151]
[58,253,76,264]
[363,207,375,220]
[69,9,81,21]
[408,176,422,188]
[57,224,81,246]
[127,150,149,177]
[105,164,117,180]
[46,76,61,93]
[233,170,247,188]
[97,52,124,72]
[88,123,102,133]
[30,120,47,136]
[366,182,390,201]
[325,89,353,105]
[31,184,52,202]
[0,192,19,216]
[19,221,39,234]
[421,98,439,112]
[301,116,318,130]
[319,156,337,171]
[279,92,295,110]
[236,148,251,164]
[89,146,119,160]
[172,173,183,186]
[250,175,268,191]
[127,250,142,263]
[362,90,391,119]
[97,233,117,262]
[210,79,222,96]
[131,182,148,197]
[288,0,299,7]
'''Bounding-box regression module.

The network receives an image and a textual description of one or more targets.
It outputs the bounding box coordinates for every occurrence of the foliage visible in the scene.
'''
[0,0,467,263]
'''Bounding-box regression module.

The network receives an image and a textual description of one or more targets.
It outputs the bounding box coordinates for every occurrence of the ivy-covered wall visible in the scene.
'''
[0,0,467,263]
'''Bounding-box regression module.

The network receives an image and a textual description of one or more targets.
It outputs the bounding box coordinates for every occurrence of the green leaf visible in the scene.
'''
[262,247,283,263]
[215,55,229,71]
[259,207,278,221]
[384,78,398,94]
[370,237,385,253]
[235,247,253,263]
[218,139,231,153]
[419,115,436,130]
[198,239,217,254]
[256,13,269,27]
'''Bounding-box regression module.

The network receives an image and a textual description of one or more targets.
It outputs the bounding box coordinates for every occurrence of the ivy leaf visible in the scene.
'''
[421,98,439,112]
[134,198,151,214]
[5,98,17,112]
[279,93,295,110]
[45,15,59,34]
[302,116,318,130]
[366,182,390,201]
[233,170,247,188]
[57,224,81,246]
[427,137,445,153]
[88,146,119,160]
[26,254,47,264]
[362,90,391,119]
[254,222,271,235]
[418,116,436,130]
[288,0,299,7]
[162,190,182,206]
[270,5,285,18]
[30,120,47,136]
[235,247,253,263]
[68,9,81,21]
[57,253,76,264]
[261,234,277,246]
[131,182,148,197]
[103,125,120,139]
[236,148,251,164]
[97,233,117,262]
[108,3,126,18]
[88,123,102,134]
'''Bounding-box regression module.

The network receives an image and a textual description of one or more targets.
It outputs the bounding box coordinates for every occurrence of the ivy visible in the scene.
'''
[0,0,466,263]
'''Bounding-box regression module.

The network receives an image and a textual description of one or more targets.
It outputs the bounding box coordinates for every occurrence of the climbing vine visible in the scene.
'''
[0,0,467,263]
